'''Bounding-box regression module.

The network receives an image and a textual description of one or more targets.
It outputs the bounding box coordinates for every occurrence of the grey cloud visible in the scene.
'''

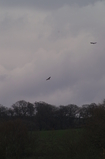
[0,0,100,10]
[0,75,7,82]
[46,2,105,40]
[0,16,26,33]
[0,1,105,107]
[1,43,105,107]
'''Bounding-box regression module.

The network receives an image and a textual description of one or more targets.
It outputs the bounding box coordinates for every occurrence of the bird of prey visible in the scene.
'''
[90,42,97,44]
[46,77,51,80]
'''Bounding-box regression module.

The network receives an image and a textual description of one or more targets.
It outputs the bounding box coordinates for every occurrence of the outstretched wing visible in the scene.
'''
[90,42,97,44]
[46,77,51,80]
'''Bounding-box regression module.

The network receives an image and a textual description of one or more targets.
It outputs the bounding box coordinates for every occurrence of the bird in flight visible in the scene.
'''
[90,42,97,44]
[46,77,51,80]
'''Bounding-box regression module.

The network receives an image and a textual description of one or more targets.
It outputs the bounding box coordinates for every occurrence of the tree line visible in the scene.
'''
[0,100,105,158]
[0,100,104,130]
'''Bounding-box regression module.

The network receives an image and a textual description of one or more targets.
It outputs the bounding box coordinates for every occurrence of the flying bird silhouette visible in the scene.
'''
[90,42,97,44]
[46,77,51,80]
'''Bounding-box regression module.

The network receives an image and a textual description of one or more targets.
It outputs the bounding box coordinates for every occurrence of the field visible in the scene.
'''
[24,129,100,159]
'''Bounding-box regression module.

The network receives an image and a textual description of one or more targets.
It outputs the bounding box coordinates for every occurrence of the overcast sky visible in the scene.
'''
[0,0,105,107]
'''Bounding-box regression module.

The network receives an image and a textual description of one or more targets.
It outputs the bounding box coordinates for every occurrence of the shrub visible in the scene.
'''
[0,119,32,159]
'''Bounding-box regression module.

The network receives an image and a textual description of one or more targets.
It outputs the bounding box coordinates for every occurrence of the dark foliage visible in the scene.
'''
[0,99,105,131]
[0,119,36,159]
[0,99,105,158]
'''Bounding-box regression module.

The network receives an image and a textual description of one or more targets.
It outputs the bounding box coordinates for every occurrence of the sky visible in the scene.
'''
[0,0,105,107]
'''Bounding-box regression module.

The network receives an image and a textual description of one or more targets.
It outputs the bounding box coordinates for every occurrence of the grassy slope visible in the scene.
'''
[25,129,100,159]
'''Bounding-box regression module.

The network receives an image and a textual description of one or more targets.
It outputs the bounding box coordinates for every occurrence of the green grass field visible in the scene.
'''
[24,129,101,159]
